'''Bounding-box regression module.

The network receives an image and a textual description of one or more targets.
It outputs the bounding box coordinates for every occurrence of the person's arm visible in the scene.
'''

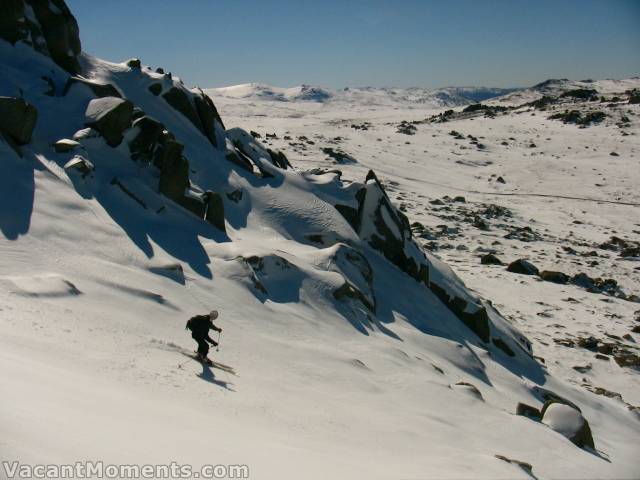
[206,334,218,346]
[209,320,222,333]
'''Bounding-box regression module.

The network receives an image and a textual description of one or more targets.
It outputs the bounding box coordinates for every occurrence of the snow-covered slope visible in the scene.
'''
[1,2,639,479]
[206,83,518,108]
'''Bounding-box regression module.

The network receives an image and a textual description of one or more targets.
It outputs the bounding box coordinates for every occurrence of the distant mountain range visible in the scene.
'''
[204,83,519,108]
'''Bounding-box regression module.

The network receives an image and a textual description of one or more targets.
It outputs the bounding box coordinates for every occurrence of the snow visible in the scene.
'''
[542,403,586,439]
[1,33,640,480]
[84,96,127,122]
[205,83,517,108]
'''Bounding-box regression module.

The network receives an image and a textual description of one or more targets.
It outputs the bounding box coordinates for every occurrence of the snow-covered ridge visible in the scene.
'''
[205,83,518,107]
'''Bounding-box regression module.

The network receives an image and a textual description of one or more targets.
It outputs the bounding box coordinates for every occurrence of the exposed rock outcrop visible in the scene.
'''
[0,96,38,145]
[84,97,133,147]
[507,259,539,276]
[0,0,82,74]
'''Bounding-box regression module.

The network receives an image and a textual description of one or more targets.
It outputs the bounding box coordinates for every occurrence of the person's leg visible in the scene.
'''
[197,338,209,357]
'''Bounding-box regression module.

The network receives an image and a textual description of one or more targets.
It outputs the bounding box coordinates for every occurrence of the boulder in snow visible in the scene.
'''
[481,253,503,265]
[0,96,38,145]
[128,115,164,162]
[84,97,133,147]
[516,402,541,420]
[507,259,539,276]
[204,191,226,233]
[540,270,570,284]
[541,401,595,449]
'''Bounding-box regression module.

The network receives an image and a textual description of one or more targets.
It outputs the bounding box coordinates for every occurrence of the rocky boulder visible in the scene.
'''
[156,137,188,201]
[204,191,226,233]
[541,401,595,449]
[540,270,570,284]
[516,402,541,420]
[481,253,503,265]
[0,96,38,145]
[507,259,539,276]
[0,0,82,74]
[84,97,133,147]
[340,170,426,282]
[193,90,225,147]
[128,115,164,162]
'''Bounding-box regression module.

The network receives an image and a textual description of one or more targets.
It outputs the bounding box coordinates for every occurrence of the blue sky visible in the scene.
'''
[67,0,640,89]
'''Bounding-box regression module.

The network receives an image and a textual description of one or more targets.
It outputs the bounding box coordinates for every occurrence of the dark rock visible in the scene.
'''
[577,336,599,351]
[492,337,515,356]
[266,148,292,169]
[176,195,205,219]
[155,136,187,200]
[614,353,640,369]
[560,88,598,100]
[0,0,27,45]
[516,402,541,419]
[496,176,506,184]
[507,259,539,276]
[15,0,83,74]
[250,130,261,139]
[334,204,360,231]
[162,87,203,132]
[126,58,141,69]
[63,76,122,98]
[333,282,374,313]
[204,191,226,233]
[193,90,225,147]
[322,147,357,164]
[473,216,490,231]
[629,89,640,104]
[453,196,466,203]
[504,226,541,242]
[84,97,133,147]
[148,83,162,96]
[481,253,504,265]
[429,281,490,343]
[226,189,243,203]
[494,455,534,477]
[128,115,164,162]
[0,96,38,145]
[540,270,570,284]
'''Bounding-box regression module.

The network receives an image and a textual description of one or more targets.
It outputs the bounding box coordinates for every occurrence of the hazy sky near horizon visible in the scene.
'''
[67,0,640,89]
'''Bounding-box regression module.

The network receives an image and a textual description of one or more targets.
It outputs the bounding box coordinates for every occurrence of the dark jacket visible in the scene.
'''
[186,314,221,342]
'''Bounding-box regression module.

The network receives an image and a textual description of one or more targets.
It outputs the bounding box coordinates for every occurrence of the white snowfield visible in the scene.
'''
[1,36,640,480]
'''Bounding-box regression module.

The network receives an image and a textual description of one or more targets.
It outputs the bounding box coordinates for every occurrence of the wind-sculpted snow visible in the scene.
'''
[1,3,639,478]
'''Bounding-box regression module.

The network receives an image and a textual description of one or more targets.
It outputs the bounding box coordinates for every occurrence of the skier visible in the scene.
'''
[186,310,222,365]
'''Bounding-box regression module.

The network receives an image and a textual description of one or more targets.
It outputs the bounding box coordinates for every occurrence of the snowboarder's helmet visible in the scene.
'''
[209,310,219,320]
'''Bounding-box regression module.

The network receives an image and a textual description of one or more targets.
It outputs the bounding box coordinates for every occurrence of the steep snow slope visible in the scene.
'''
[1,4,640,479]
